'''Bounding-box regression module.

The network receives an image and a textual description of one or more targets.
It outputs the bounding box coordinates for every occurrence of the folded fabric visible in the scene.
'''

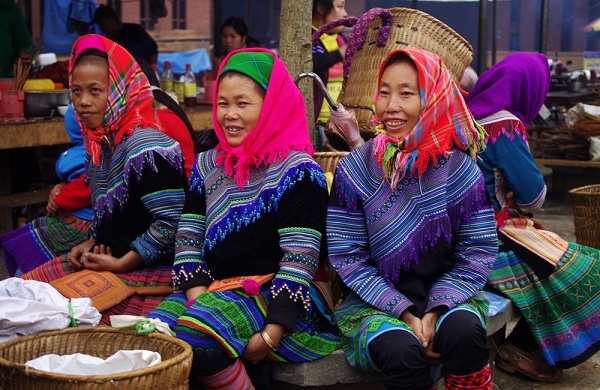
[110,315,174,336]
[207,273,276,295]
[0,278,101,343]
[25,350,162,376]
[50,270,174,312]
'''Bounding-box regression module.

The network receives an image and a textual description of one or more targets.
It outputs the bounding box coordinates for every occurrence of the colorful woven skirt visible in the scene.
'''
[488,240,600,369]
[334,292,489,371]
[21,255,172,325]
[149,285,340,371]
[1,211,91,276]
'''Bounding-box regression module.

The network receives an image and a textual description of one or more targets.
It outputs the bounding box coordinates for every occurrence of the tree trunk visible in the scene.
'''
[279,0,314,144]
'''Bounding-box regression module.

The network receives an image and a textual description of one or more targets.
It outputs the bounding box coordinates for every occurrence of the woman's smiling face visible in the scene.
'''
[216,72,265,147]
[375,60,421,139]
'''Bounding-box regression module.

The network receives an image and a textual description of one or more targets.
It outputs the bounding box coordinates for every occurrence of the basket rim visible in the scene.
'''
[568,184,600,195]
[0,327,192,382]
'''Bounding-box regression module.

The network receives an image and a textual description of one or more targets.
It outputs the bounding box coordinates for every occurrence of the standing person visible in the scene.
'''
[22,34,187,324]
[312,0,347,151]
[148,48,340,389]
[465,52,600,380]
[0,0,32,77]
[211,16,260,79]
[93,5,158,66]
[327,48,498,389]
[1,105,92,277]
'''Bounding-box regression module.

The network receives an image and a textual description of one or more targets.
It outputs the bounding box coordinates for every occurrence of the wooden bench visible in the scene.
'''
[0,188,51,232]
[535,158,600,169]
[147,29,212,53]
[273,299,520,387]
[535,158,600,200]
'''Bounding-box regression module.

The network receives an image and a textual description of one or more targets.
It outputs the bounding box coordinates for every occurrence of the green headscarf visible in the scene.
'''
[219,51,274,89]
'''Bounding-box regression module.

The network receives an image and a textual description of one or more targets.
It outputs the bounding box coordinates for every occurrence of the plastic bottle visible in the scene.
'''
[183,63,197,107]
[151,63,160,85]
[160,61,174,92]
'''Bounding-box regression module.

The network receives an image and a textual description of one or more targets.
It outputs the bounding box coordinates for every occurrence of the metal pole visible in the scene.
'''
[477,0,488,75]
[538,0,549,53]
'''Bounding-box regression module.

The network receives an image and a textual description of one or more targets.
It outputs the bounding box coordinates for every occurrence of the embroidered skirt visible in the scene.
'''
[334,292,489,372]
[1,211,91,276]
[488,240,600,369]
[149,285,341,371]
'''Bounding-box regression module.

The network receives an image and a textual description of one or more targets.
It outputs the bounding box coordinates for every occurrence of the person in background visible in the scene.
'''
[22,34,187,325]
[0,0,32,77]
[312,0,347,151]
[1,105,92,277]
[211,16,260,79]
[148,48,340,389]
[93,5,158,66]
[465,52,600,381]
[327,48,497,389]
[460,66,478,93]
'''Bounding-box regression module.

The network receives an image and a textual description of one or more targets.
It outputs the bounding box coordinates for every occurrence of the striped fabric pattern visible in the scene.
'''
[489,242,600,369]
[173,149,326,305]
[328,144,497,319]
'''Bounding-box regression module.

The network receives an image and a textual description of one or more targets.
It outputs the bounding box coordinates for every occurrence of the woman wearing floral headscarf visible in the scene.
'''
[22,34,187,323]
[149,48,340,388]
[466,52,600,381]
[327,48,498,389]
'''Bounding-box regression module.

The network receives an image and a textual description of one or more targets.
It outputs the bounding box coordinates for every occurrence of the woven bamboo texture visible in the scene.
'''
[313,151,349,173]
[569,184,600,248]
[340,7,473,135]
[0,327,192,390]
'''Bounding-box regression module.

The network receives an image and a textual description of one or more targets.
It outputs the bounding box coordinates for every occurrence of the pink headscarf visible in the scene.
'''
[212,48,314,188]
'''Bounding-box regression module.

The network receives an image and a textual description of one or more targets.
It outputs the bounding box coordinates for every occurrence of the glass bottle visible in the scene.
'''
[183,63,197,107]
[160,61,174,92]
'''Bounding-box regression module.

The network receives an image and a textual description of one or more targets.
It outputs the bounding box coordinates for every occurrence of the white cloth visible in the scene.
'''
[110,315,174,336]
[25,350,161,376]
[0,278,101,343]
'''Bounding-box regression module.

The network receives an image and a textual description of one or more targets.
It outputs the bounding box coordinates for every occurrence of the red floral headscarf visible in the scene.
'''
[69,34,160,165]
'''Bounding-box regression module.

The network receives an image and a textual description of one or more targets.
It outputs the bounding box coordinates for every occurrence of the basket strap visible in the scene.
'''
[311,17,359,46]
[344,8,393,78]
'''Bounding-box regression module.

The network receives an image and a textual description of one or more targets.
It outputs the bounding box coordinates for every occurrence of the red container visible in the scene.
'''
[0,78,16,91]
[0,90,25,121]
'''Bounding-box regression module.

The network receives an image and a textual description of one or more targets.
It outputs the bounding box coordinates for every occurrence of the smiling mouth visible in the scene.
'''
[226,126,244,133]
[384,120,407,128]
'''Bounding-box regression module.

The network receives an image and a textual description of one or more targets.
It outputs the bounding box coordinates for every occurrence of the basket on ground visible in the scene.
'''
[0,327,192,390]
[569,184,600,248]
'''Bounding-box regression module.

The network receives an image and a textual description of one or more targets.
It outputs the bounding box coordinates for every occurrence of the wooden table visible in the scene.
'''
[545,90,598,108]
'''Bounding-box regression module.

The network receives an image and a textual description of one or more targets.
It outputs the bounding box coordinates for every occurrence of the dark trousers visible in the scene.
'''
[368,310,489,390]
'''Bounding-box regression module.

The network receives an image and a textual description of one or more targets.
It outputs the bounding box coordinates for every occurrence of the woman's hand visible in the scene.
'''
[69,237,94,270]
[422,309,444,364]
[242,324,284,364]
[46,183,65,215]
[401,310,426,346]
[81,247,143,273]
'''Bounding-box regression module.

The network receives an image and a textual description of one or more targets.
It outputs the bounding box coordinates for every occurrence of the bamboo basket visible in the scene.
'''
[0,327,192,390]
[338,7,473,137]
[569,184,600,248]
[313,151,349,173]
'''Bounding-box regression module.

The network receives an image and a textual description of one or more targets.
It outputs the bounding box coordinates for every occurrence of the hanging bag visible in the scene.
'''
[66,0,98,36]
[312,7,474,141]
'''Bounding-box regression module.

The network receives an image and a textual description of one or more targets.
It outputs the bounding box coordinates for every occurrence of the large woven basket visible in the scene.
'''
[338,7,473,137]
[569,184,600,248]
[0,327,192,390]
[313,151,349,173]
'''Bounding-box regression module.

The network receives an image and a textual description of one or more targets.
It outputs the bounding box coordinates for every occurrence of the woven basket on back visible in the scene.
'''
[0,327,192,390]
[313,7,473,139]
[569,184,600,248]
[313,151,349,173]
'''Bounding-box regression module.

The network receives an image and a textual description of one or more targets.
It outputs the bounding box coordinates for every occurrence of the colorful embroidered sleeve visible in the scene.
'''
[327,168,416,319]
[172,159,211,291]
[266,165,329,330]
[426,157,498,312]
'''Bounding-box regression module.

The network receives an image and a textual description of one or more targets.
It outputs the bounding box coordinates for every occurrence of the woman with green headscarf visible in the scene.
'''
[149,48,340,388]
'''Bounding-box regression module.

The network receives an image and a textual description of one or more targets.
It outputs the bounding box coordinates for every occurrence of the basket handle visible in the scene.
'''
[311,17,359,46]
[343,8,393,78]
